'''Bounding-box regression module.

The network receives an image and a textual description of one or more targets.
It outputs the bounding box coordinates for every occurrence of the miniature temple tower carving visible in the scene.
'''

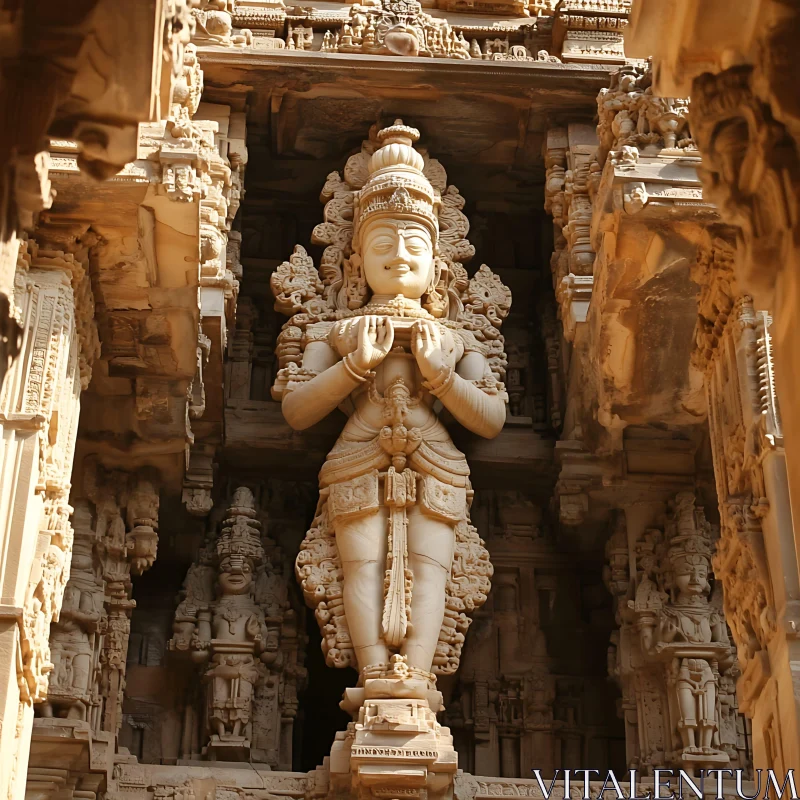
[271,119,509,798]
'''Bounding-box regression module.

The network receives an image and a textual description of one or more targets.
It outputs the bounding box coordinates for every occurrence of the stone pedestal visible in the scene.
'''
[206,736,251,763]
[329,658,457,800]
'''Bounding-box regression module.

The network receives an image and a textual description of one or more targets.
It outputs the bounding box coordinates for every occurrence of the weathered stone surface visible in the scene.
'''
[1,0,799,795]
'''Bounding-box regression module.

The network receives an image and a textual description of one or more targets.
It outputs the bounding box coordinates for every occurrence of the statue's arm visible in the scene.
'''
[281,341,363,431]
[429,351,506,439]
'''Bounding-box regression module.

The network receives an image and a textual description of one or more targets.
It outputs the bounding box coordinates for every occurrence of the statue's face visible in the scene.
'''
[361,221,434,299]
[218,557,253,595]
[674,558,708,595]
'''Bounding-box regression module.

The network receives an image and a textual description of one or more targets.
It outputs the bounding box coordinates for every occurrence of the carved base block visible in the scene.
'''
[330,676,457,800]
[27,719,113,800]
[206,736,250,762]
[681,750,730,768]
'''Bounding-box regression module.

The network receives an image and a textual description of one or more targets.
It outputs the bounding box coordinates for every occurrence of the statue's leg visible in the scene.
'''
[676,668,698,750]
[700,663,717,751]
[72,652,91,702]
[402,506,455,673]
[335,507,390,669]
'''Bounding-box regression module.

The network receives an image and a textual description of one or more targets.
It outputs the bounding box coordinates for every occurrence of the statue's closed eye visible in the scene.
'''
[371,240,394,252]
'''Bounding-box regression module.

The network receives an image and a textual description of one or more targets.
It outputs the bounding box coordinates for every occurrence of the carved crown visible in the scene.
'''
[216,487,264,564]
[352,119,440,247]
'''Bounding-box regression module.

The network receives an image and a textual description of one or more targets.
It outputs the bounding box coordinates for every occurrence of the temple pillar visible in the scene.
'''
[0,240,98,800]
[693,237,800,771]
[627,0,800,676]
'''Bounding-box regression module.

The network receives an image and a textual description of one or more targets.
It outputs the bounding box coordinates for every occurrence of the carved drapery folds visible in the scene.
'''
[605,497,747,773]
[169,487,302,766]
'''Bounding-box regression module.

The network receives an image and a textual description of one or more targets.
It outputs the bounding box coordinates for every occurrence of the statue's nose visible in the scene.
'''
[393,237,410,259]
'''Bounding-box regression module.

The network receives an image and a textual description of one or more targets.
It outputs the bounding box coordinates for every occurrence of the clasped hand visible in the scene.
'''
[412,319,450,382]
[350,315,395,372]
[349,316,450,382]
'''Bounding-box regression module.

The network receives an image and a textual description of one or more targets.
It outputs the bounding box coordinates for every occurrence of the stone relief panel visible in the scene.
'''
[35,461,162,736]
[181,0,632,63]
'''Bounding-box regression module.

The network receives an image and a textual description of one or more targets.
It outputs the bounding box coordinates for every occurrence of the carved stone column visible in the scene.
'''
[692,237,800,773]
[0,240,98,800]
[445,493,557,779]
[626,10,800,721]
[543,124,598,344]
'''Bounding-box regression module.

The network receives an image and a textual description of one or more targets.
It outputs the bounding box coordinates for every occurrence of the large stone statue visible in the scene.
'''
[270,120,508,798]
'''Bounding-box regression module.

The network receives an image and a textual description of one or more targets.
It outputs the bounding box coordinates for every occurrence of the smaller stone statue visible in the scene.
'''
[607,495,744,772]
[170,487,279,760]
[39,502,105,721]
[634,493,733,768]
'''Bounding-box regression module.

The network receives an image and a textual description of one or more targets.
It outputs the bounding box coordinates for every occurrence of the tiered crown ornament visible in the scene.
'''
[352,120,440,247]
[216,486,264,567]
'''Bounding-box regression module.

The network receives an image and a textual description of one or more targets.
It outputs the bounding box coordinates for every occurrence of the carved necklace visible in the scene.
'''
[218,598,248,633]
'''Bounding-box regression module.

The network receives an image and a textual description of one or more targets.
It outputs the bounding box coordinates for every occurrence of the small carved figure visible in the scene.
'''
[632,493,733,766]
[170,488,289,758]
[40,502,105,721]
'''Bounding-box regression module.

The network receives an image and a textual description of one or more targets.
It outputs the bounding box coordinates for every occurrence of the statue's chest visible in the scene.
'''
[669,608,712,643]
[213,605,251,638]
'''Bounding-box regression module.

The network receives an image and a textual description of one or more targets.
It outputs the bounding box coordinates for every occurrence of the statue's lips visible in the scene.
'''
[385,264,410,274]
